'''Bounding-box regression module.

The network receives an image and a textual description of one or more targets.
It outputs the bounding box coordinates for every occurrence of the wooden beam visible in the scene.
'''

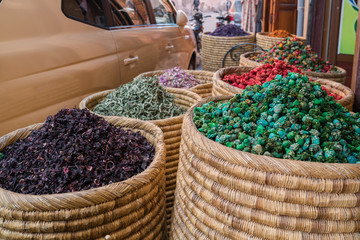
[327,0,342,65]
[352,6,360,112]
[310,0,325,55]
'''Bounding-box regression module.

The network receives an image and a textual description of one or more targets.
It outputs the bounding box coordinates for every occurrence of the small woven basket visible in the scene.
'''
[79,88,201,232]
[212,66,354,111]
[136,70,214,98]
[170,95,360,239]
[211,66,254,97]
[256,32,306,50]
[239,51,263,67]
[202,33,256,72]
[240,52,347,84]
[0,117,166,240]
[304,67,347,84]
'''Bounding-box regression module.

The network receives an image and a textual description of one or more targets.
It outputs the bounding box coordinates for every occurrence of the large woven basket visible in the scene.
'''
[240,52,347,84]
[212,66,355,111]
[79,88,201,232]
[170,95,360,239]
[0,117,166,240]
[136,69,214,98]
[256,32,306,50]
[202,33,256,72]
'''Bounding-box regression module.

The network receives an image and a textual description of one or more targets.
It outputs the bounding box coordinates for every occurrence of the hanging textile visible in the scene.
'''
[255,0,263,33]
[241,0,258,33]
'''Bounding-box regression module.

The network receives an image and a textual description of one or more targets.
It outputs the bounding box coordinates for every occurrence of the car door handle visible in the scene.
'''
[124,56,139,65]
[184,35,190,40]
[165,45,174,50]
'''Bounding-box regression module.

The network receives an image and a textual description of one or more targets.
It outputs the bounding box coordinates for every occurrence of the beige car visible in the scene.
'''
[0,0,197,136]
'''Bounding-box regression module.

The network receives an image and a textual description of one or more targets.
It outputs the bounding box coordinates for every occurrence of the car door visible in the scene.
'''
[148,0,196,70]
[0,0,120,136]
[106,0,164,83]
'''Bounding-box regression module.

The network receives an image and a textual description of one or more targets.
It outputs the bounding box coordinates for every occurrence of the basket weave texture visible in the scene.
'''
[304,67,347,84]
[212,66,254,97]
[239,52,347,84]
[136,70,214,98]
[79,87,201,232]
[255,32,306,50]
[212,66,355,111]
[239,51,263,67]
[170,95,360,240]
[0,117,166,240]
[202,33,255,72]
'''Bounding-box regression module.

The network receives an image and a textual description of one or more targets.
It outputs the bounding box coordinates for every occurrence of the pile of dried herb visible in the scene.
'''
[194,72,360,163]
[159,66,200,88]
[222,61,302,89]
[209,24,249,37]
[0,108,155,195]
[93,76,186,120]
[222,61,343,100]
[268,29,292,38]
[250,37,338,73]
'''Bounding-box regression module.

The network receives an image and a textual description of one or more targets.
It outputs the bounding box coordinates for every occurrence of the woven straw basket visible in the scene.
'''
[304,67,347,84]
[136,69,214,98]
[170,95,360,240]
[239,51,263,67]
[212,66,355,111]
[211,66,254,97]
[0,117,166,240]
[79,88,201,232]
[240,52,347,84]
[202,33,256,72]
[256,32,306,50]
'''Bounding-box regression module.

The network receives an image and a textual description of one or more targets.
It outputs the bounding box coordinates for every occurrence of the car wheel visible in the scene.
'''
[188,57,196,70]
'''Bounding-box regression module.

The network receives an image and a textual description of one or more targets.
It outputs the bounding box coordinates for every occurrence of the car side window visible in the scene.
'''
[149,0,175,24]
[62,0,106,27]
[109,0,151,26]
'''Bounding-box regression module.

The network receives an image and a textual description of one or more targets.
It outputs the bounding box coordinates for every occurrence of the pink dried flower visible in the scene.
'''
[158,66,201,88]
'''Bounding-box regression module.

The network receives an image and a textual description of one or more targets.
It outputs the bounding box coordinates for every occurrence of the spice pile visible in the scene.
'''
[250,37,338,73]
[321,87,342,100]
[194,72,360,163]
[223,61,301,89]
[0,108,155,195]
[222,62,343,100]
[268,29,292,38]
[209,24,249,37]
[93,76,186,120]
[159,66,200,88]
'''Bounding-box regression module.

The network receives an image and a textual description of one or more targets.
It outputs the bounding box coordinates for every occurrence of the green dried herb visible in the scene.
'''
[193,72,360,164]
[93,76,186,120]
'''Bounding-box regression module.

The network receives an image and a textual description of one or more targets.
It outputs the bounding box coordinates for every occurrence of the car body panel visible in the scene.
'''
[0,0,196,136]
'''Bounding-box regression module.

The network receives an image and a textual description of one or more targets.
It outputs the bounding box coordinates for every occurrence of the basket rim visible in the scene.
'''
[183,95,360,179]
[0,117,165,206]
[242,52,346,77]
[203,32,255,40]
[304,66,347,77]
[213,66,255,95]
[256,32,306,41]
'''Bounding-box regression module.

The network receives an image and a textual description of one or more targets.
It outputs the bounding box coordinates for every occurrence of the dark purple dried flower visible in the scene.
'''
[209,24,249,37]
[0,108,155,195]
